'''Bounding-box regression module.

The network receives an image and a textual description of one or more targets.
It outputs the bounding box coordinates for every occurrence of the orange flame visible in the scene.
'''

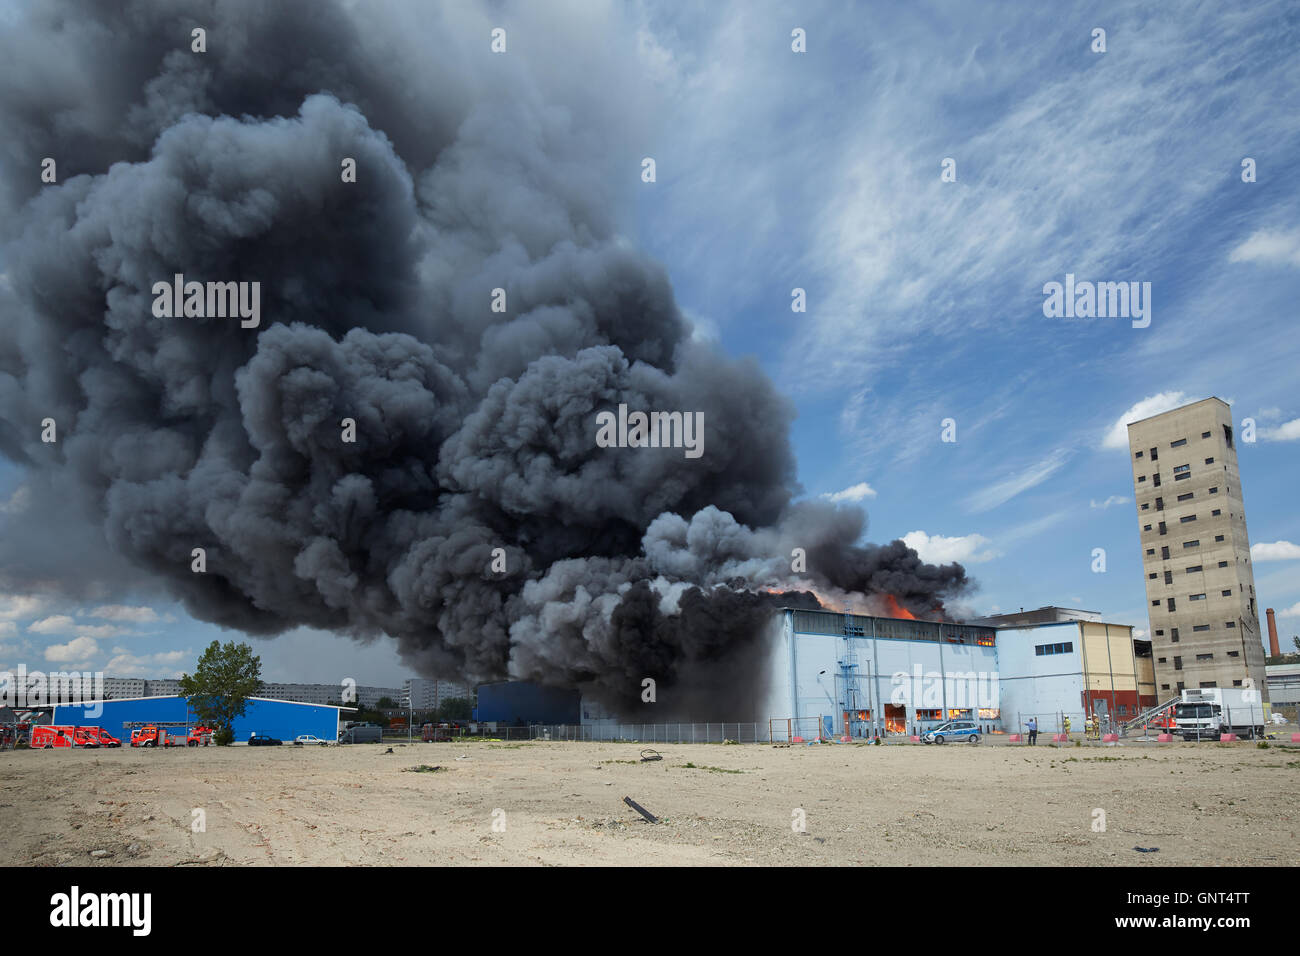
[883,594,917,620]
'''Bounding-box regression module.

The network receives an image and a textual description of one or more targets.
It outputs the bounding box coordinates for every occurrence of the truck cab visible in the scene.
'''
[131,725,165,747]
[1174,689,1266,740]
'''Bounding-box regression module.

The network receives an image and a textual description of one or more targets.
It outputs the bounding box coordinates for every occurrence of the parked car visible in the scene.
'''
[247,734,282,746]
[293,735,330,746]
[923,720,981,744]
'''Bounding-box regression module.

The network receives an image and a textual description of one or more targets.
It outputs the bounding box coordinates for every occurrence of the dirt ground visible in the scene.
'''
[2,738,1297,866]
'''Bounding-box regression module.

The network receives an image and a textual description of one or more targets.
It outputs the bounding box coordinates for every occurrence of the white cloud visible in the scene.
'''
[28,615,133,639]
[1000,510,1072,546]
[1251,541,1300,561]
[28,615,76,634]
[0,621,16,638]
[1277,602,1300,619]
[1101,392,1189,449]
[822,482,877,503]
[43,636,100,665]
[0,485,30,515]
[902,530,998,564]
[965,449,1070,512]
[1228,228,1300,268]
[1133,628,1147,639]
[104,649,189,678]
[1090,495,1129,510]
[0,594,46,620]
[86,605,161,623]
[1261,418,1300,442]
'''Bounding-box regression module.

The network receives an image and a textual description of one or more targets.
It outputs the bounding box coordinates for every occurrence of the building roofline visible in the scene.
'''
[54,694,355,710]
[1125,396,1228,429]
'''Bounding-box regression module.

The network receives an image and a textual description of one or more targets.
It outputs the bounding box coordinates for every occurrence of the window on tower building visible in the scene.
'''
[1171,438,1187,447]
[1204,457,1214,465]
[1201,431,1211,438]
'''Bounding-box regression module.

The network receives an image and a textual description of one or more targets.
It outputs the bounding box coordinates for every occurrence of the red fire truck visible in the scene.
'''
[130,724,215,747]
[83,727,122,747]
[31,725,78,748]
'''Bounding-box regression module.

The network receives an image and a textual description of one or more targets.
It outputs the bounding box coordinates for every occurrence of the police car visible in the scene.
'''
[922,720,981,744]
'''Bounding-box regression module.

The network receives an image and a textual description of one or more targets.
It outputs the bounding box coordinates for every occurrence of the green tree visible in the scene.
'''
[178,641,263,746]
[375,696,397,709]
[437,697,472,721]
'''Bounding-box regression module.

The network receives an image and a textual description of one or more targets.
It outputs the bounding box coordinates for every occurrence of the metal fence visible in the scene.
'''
[528,722,774,743]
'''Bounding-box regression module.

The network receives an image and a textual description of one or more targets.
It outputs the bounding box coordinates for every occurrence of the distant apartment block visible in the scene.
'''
[1126,397,1268,698]
[98,677,400,708]
[403,678,473,712]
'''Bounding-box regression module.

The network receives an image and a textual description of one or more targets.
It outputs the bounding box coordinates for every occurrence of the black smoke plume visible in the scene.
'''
[0,0,971,716]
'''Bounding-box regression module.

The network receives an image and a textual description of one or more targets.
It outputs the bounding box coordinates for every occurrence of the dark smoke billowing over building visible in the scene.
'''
[0,1,970,715]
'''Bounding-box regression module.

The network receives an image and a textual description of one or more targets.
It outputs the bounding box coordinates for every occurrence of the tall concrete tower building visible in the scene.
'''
[1126,398,1268,700]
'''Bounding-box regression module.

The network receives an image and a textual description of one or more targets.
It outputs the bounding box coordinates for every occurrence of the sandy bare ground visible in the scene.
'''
[2,738,1296,866]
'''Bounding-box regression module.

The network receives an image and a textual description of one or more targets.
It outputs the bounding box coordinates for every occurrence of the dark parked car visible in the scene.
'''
[247,734,282,746]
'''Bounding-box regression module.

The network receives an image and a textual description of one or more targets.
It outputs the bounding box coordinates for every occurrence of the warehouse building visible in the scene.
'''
[572,607,1158,738]
[52,695,347,743]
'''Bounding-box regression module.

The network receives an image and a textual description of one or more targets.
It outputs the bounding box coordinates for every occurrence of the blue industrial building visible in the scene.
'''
[52,695,345,743]
[475,681,580,725]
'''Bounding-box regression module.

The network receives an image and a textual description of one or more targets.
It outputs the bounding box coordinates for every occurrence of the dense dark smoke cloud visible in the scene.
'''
[0,0,971,716]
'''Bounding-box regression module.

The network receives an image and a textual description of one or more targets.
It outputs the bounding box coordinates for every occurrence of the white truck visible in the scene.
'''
[1173,688,1266,740]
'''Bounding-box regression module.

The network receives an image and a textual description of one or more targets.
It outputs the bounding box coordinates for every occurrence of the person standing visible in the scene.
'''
[1027,716,1038,745]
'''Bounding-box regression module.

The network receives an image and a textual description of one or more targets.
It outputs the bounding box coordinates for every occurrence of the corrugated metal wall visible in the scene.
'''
[52,696,340,743]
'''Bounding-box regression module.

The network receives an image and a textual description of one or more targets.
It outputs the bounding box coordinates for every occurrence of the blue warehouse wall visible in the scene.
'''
[53,695,340,743]
[477,681,580,724]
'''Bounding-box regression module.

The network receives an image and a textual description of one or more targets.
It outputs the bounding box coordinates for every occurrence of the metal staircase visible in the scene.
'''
[1120,695,1181,737]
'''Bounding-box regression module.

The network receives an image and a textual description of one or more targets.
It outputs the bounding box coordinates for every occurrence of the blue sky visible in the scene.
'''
[2,0,1298,684]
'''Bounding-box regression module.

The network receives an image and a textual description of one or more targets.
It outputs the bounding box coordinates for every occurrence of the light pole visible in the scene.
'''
[817,671,837,739]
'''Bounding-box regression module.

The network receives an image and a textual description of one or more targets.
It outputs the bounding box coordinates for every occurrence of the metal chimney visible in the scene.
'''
[1266,607,1280,656]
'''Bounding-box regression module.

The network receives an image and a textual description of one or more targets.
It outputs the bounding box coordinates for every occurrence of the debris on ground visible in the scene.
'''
[623,796,660,824]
